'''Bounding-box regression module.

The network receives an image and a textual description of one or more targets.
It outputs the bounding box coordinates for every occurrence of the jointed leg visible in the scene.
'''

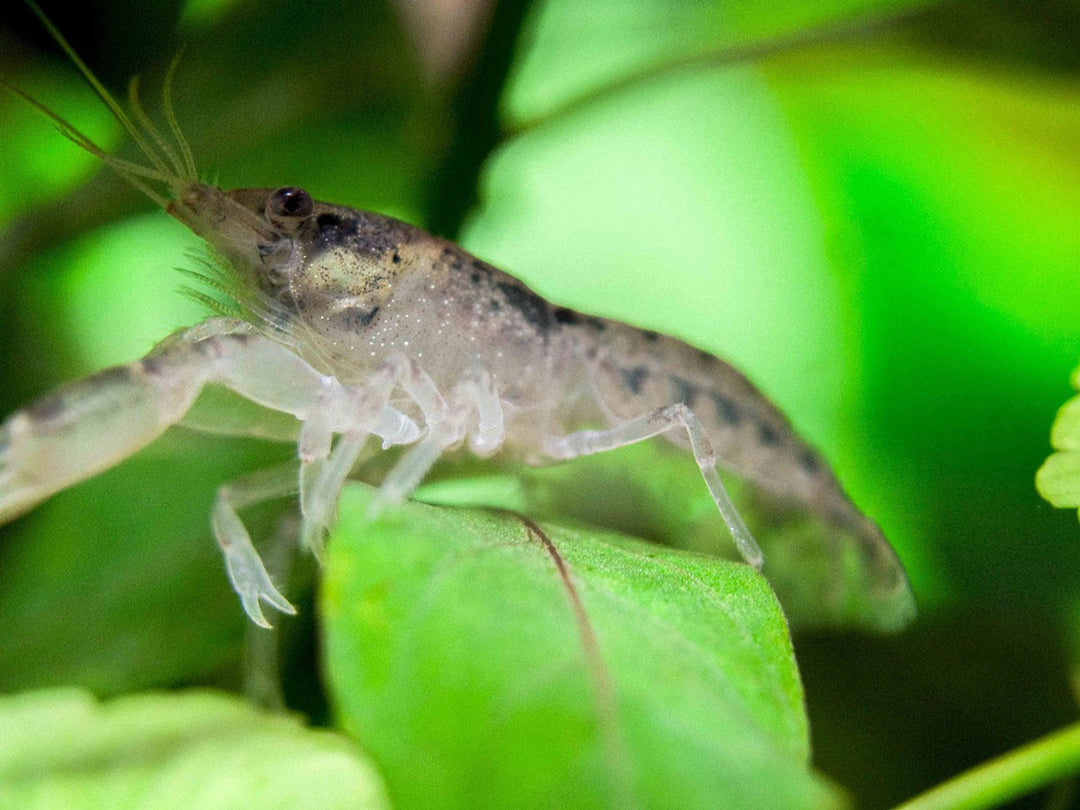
[292,353,455,555]
[542,403,763,568]
[394,354,449,427]
[0,319,423,626]
[372,418,466,512]
[243,508,302,709]
[212,465,299,627]
[371,367,507,513]
[464,367,505,457]
[0,321,506,625]
[299,433,370,561]
[0,319,417,523]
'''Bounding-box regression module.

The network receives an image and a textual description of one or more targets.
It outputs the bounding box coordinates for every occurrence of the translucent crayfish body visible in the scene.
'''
[0,9,912,628]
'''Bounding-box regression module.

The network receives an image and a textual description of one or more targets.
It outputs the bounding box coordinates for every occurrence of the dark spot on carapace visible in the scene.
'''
[671,376,697,405]
[799,449,821,475]
[697,347,727,372]
[553,307,605,331]
[643,330,660,342]
[439,246,471,273]
[553,307,579,325]
[314,212,360,249]
[757,422,781,447]
[392,251,401,264]
[711,392,740,425]
[466,258,493,285]
[496,281,552,332]
[339,305,380,329]
[828,503,856,531]
[620,365,649,395]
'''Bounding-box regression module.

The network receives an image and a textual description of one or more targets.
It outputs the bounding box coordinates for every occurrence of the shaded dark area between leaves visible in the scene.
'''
[0,0,186,86]
[423,0,535,239]
[903,0,1080,75]
[797,609,1080,809]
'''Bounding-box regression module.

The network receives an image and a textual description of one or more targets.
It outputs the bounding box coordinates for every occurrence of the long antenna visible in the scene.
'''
[25,0,172,176]
[7,1,200,204]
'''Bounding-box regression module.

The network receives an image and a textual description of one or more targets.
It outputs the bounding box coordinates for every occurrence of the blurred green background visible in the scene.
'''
[1,0,1079,807]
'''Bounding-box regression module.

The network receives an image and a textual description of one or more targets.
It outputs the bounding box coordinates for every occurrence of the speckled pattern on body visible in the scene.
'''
[0,26,910,624]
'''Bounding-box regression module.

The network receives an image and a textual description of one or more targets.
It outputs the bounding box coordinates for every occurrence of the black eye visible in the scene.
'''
[267,186,313,220]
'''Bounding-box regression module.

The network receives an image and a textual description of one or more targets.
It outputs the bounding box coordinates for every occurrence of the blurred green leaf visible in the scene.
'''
[25,214,207,373]
[0,688,389,809]
[502,0,935,127]
[769,45,1080,610]
[1052,394,1080,451]
[0,432,288,695]
[1038,450,1080,509]
[1038,362,1080,512]
[0,69,118,227]
[322,485,842,809]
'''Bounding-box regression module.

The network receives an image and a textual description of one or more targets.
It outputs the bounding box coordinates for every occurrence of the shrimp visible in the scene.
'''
[0,10,912,629]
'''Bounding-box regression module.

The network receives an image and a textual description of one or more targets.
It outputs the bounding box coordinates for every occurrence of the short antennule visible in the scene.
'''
[162,51,197,182]
[127,74,186,182]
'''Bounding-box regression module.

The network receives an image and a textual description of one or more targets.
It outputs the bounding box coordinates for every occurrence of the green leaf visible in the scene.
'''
[502,0,935,127]
[420,441,915,632]
[0,688,389,809]
[1050,395,1080,451]
[1037,451,1080,509]
[1037,364,1080,513]
[322,485,843,809]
